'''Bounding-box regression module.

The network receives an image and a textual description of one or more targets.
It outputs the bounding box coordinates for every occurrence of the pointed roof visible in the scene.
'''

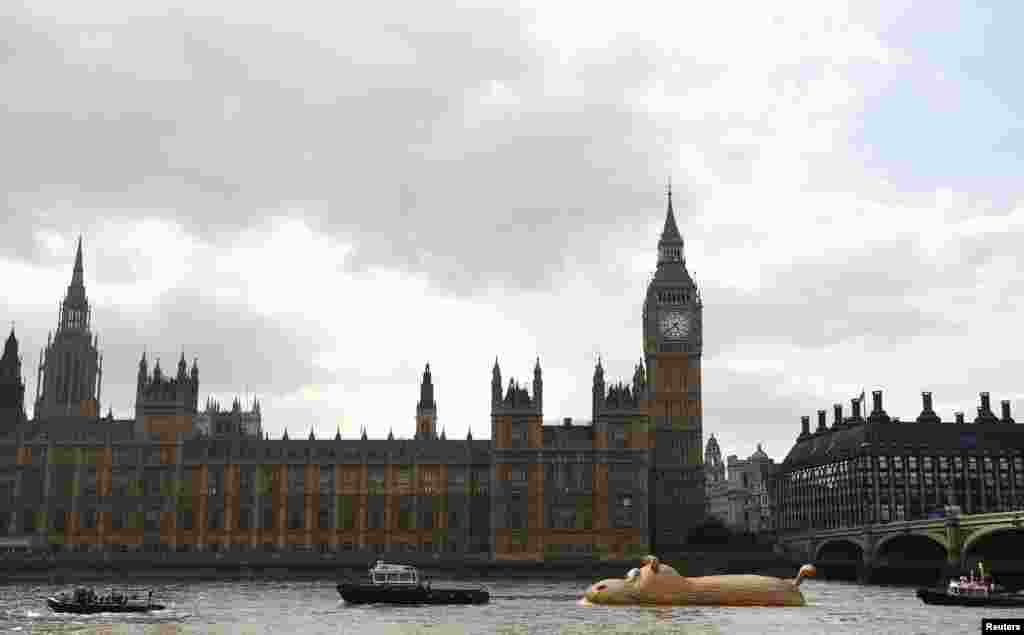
[387,428,394,441]
[440,426,446,440]
[71,236,84,288]
[309,428,316,440]
[705,433,720,451]
[2,326,17,361]
[659,185,683,245]
[282,428,289,440]
[466,426,473,441]
[335,426,341,441]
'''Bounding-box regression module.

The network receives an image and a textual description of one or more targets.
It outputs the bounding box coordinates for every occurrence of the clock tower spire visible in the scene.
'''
[641,185,704,553]
[658,182,684,265]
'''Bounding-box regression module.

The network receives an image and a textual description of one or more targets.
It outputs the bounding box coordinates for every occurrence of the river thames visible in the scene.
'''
[0,577,1014,635]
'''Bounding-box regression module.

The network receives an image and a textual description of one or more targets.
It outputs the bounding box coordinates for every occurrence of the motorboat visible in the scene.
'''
[46,587,166,614]
[917,562,1024,608]
[337,560,489,605]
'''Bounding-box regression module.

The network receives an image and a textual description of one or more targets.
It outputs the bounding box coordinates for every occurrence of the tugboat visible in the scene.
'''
[47,587,166,614]
[917,562,1024,607]
[337,560,490,605]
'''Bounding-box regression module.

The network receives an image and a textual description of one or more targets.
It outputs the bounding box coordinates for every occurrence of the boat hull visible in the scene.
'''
[46,598,165,614]
[916,588,1024,608]
[337,583,489,605]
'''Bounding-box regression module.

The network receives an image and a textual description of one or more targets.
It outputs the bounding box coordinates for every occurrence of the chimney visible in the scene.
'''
[816,410,827,433]
[955,412,965,425]
[917,391,941,424]
[799,416,810,439]
[1001,400,1015,424]
[975,392,999,424]
[867,389,891,424]
[833,403,843,428]
[851,398,862,421]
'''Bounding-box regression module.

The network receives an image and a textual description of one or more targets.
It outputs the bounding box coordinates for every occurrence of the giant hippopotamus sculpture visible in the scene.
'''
[583,556,816,607]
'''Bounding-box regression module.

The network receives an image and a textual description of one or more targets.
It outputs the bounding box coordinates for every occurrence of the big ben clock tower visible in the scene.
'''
[642,185,705,551]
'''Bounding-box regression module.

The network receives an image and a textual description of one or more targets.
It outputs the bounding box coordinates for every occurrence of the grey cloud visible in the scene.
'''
[0,6,688,296]
[701,366,819,457]
[702,240,972,354]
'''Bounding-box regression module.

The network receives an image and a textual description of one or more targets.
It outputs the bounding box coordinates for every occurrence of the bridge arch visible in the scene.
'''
[814,538,867,562]
[962,526,1024,560]
[873,532,948,562]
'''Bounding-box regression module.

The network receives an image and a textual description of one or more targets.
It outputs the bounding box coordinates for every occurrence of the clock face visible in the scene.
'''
[659,311,689,340]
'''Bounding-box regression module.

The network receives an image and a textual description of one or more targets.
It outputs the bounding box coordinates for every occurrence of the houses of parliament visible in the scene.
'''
[0,192,707,561]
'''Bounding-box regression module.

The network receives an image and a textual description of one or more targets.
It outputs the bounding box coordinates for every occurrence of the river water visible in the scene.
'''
[0,577,1015,635]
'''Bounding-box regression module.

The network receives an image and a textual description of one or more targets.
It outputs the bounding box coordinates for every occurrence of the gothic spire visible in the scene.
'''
[2,326,17,361]
[419,362,435,410]
[71,236,84,289]
[656,183,685,268]
[660,182,682,244]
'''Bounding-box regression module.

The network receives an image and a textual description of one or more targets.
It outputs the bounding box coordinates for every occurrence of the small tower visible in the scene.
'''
[416,362,438,440]
[592,357,605,422]
[35,237,102,420]
[134,348,200,440]
[532,357,543,413]
[703,434,724,484]
[491,358,502,406]
[0,327,26,426]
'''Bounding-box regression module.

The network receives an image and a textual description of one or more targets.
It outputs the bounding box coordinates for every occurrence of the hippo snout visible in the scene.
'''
[583,579,631,605]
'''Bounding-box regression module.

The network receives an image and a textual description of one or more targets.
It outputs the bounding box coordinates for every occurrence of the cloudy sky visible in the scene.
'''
[3,1,1023,461]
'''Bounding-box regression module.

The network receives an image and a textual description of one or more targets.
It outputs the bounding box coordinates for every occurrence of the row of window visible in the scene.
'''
[1,507,479,534]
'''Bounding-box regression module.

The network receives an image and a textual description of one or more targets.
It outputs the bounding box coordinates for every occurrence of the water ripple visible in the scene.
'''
[0,578,999,635]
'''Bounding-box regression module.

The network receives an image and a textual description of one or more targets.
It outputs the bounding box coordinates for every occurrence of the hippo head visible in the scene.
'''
[583,558,664,605]
[583,576,639,605]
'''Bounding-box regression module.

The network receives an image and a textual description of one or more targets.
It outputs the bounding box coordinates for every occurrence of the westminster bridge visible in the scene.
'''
[775,510,1024,583]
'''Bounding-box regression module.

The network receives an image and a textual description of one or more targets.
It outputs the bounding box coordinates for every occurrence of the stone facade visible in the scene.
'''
[0,190,706,560]
[704,435,775,533]
[772,391,1024,535]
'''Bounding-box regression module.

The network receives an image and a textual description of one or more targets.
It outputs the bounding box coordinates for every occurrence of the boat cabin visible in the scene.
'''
[948,575,994,597]
[368,561,422,586]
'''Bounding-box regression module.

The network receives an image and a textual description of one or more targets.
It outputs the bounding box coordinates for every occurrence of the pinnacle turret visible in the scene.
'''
[2,327,17,363]
[71,236,84,289]
[656,185,685,267]
[58,236,90,332]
